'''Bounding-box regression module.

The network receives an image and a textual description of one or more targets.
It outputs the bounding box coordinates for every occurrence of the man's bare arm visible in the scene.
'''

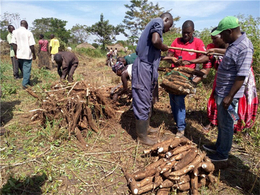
[222,76,245,109]
[30,45,36,60]
[152,32,168,51]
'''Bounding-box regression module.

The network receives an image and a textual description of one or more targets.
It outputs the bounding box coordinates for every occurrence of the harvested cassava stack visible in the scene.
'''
[124,137,217,194]
[29,81,116,149]
[160,67,196,95]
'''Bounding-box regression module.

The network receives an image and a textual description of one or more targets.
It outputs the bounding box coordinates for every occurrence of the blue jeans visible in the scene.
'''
[169,94,186,131]
[18,59,32,87]
[215,95,239,158]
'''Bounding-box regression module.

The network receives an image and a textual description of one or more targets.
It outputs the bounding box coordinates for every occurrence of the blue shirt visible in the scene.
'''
[132,18,164,89]
[216,32,254,98]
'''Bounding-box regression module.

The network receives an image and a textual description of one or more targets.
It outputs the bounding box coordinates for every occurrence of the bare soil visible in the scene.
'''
[0,52,259,195]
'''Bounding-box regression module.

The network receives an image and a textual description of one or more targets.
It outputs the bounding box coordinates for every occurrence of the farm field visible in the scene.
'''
[0,51,259,195]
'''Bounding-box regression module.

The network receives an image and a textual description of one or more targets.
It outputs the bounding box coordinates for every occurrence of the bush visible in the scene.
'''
[74,47,106,58]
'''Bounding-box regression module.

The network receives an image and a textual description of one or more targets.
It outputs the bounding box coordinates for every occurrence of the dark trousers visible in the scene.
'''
[11,57,21,78]
[61,63,78,82]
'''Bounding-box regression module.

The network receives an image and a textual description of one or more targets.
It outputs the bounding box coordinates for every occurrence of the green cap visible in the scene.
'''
[211,16,239,36]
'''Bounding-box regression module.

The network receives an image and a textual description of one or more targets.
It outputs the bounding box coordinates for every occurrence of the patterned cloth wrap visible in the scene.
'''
[112,61,125,73]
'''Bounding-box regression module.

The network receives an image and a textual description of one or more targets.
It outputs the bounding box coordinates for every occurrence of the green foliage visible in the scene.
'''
[123,0,164,42]
[91,43,99,49]
[1,174,47,194]
[162,29,181,47]
[196,28,213,47]
[123,0,180,44]
[70,24,90,44]
[30,17,71,43]
[75,47,105,58]
[88,14,126,49]
[0,62,20,97]
[0,12,21,40]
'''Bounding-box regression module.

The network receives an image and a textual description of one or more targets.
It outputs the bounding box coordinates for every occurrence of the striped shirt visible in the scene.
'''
[215,32,254,98]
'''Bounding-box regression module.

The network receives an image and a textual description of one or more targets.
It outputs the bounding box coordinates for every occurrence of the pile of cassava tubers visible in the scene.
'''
[29,81,116,149]
[160,67,198,95]
[124,137,217,195]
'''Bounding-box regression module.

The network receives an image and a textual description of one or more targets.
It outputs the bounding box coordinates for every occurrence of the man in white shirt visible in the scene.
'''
[11,20,36,89]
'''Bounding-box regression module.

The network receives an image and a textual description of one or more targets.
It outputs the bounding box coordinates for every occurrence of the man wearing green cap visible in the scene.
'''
[203,16,254,162]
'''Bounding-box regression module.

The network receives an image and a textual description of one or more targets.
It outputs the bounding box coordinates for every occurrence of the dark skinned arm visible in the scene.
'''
[121,72,129,94]
[152,32,168,51]
[46,42,49,54]
[112,72,129,102]
[12,44,17,58]
[50,46,52,56]
[30,45,36,60]
[38,43,41,55]
[166,50,183,67]
[207,48,226,55]
[222,76,245,109]
[182,55,210,65]
[161,56,178,63]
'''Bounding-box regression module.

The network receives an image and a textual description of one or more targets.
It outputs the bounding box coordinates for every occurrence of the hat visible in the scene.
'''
[211,16,239,36]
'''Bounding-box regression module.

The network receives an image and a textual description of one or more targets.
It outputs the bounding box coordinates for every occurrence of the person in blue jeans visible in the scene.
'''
[203,16,254,162]
[169,94,186,134]
[11,20,36,89]
[167,20,206,137]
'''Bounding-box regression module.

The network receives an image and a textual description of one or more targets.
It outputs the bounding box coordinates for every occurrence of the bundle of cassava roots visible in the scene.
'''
[124,137,217,194]
[29,81,116,149]
[160,67,197,95]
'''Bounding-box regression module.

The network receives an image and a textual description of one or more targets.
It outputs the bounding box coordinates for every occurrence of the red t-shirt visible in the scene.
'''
[168,37,206,69]
[39,39,48,52]
[203,43,215,69]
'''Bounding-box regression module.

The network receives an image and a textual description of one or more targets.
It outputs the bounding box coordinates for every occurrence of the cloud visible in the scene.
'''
[70,3,96,12]
[1,2,97,29]
[159,1,232,18]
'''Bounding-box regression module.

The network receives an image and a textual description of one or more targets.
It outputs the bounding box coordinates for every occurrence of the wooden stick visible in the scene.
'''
[67,81,79,97]
[168,46,223,56]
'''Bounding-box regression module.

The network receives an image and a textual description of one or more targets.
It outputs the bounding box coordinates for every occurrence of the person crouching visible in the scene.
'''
[54,51,78,82]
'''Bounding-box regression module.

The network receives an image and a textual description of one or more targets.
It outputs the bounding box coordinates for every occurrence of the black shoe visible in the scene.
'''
[22,85,28,90]
[203,144,217,153]
[208,153,228,162]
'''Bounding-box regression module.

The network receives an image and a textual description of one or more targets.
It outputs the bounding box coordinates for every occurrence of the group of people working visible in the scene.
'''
[7,20,79,89]
[7,15,257,162]
[112,13,258,162]
[106,47,118,66]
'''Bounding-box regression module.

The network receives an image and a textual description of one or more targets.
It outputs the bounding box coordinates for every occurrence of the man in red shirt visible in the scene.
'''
[167,20,206,137]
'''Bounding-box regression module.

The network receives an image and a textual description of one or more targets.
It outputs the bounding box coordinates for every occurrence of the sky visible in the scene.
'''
[1,0,260,42]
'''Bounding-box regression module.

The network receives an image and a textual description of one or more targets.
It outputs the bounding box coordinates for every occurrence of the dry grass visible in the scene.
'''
[0,52,259,195]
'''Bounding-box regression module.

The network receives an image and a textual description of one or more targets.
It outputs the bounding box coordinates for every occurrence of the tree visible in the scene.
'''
[89,14,126,49]
[30,17,71,43]
[123,0,180,44]
[236,14,260,70]
[196,28,212,48]
[0,12,21,40]
[70,24,90,44]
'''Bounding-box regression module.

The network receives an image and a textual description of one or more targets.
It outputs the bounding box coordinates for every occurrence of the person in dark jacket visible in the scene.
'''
[131,12,174,145]
[54,51,79,82]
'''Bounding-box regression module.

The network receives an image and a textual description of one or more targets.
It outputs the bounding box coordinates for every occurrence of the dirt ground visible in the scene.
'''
[0,52,260,195]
